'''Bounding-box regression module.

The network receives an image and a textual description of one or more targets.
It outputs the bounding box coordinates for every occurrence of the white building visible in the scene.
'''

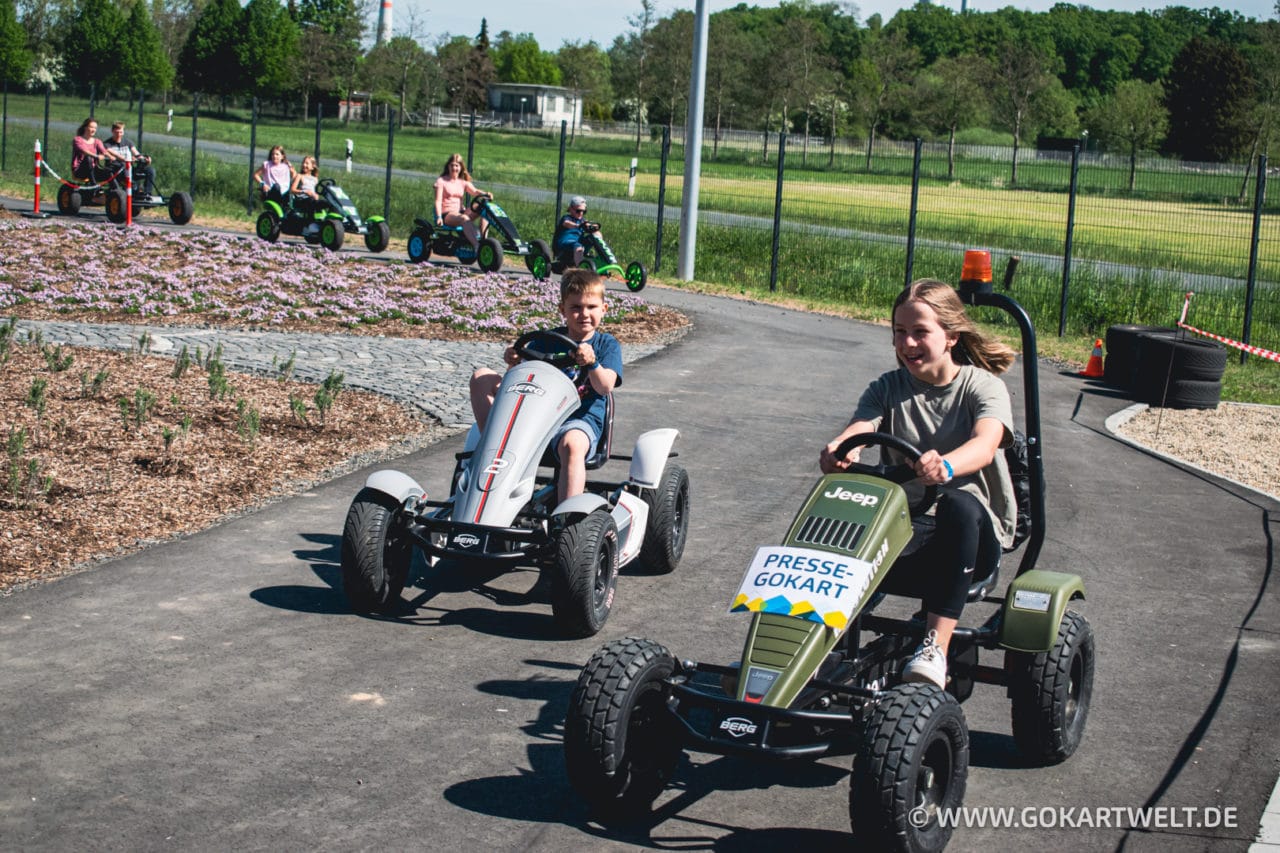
[487,83,584,130]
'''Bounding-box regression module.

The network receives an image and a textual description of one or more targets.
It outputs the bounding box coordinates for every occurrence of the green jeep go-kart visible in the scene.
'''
[563,263,1094,851]
[550,223,647,293]
[255,178,390,253]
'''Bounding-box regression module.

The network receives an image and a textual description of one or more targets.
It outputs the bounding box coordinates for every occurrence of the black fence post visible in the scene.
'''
[555,120,567,230]
[314,102,322,167]
[905,138,922,288]
[769,132,786,292]
[2,79,8,173]
[89,82,95,118]
[384,108,395,220]
[655,125,670,274]
[247,96,258,214]
[42,84,50,157]
[189,94,199,196]
[467,112,476,175]
[1242,154,1266,364]
[136,88,144,150]
[1059,144,1081,337]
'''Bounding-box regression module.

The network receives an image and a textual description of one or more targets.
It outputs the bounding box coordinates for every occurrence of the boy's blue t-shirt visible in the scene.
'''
[554,212,586,250]
[548,326,622,439]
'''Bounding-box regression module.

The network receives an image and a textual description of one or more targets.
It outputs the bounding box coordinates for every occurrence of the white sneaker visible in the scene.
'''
[902,629,947,689]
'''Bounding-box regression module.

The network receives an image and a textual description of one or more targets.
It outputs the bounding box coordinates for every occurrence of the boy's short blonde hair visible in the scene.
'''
[560,268,605,302]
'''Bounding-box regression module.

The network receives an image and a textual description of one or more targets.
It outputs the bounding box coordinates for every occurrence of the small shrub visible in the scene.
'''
[41,344,74,372]
[6,427,52,508]
[235,397,261,447]
[134,331,153,357]
[313,370,345,426]
[207,355,231,401]
[274,349,297,384]
[288,393,309,425]
[119,387,157,430]
[80,367,111,399]
[171,345,193,380]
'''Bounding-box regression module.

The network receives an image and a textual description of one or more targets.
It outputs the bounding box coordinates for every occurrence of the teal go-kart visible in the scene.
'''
[255,178,390,253]
[56,161,194,225]
[563,264,1094,851]
[407,193,552,278]
[551,222,647,292]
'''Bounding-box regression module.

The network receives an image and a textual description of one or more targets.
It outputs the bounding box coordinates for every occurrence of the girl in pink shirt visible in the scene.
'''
[434,153,488,249]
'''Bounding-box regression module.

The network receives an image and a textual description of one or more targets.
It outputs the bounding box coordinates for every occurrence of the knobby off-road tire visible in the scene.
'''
[625,261,647,292]
[340,487,412,615]
[320,218,345,252]
[477,236,504,273]
[168,192,194,225]
[637,463,689,575]
[1007,610,1095,764]
[527,239,552,280]
[850,682,968,853]
[407,227,431,263]
[564,637,681,821]
[256,211,280,243]
[57,184,81,216]
[551,510,619,638]
[105,189,127,223]
[364,220,391,253]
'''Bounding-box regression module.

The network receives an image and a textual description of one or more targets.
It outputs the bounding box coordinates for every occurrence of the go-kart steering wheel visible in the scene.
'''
[316,178,335,193]
[469,192,493,212]
[513,330,580,370]
[832,432,938,517]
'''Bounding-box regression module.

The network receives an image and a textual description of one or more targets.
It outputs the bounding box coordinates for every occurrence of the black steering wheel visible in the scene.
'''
[316,178,335,194]
[513,330,580,370]
[468,192,493,213]
[832,432,938,517]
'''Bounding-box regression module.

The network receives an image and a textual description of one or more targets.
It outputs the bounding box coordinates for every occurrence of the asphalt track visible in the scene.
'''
[0,226,1278,850]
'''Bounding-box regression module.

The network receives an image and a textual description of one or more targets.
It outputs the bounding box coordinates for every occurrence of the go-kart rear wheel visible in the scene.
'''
[320,218,345,252]
[57,184,81,216]
[407,227,431,263]
[477,236,504,273]
[625,261,647,292]
[340,487,412,614]
[850,682,968,853]
[168,191,194,225]
[364,220,390,253]
[564,637,681,821]
[105,189,127,223]
[638,463,689,575]
[526,238,552,280]
[1006,610,1094,764]
[256,211,280,243]
[550,509,618,638]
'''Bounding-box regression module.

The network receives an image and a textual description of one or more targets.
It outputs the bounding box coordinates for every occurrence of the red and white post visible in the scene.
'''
[124,149,133,225]
[33,140,42,214]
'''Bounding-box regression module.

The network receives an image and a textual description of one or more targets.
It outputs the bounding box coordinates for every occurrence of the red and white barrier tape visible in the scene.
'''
[1178,292,1280,363]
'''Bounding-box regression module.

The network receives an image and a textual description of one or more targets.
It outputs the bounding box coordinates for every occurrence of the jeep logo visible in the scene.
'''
[823,486,879,507]
[719,717,758,738]
[509,382,544,396]
[452,533,480,548]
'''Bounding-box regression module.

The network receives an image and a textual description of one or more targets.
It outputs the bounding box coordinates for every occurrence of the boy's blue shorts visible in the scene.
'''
[552,418,599,452]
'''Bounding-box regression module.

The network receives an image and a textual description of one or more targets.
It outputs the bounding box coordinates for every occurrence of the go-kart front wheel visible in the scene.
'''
[850,682,968,853]
[407,227,431,263]
[526,238,552,280]
[256,211,281,243]
[625,261,647,292]
[105,189,127,223]
[477,236,504,273]
[340,487,412,615]
[57,184,81,216]
[638,463,689,575]
[168,191,194,225]
[550,509,618,638]
[564,637,681,821]
[364,220,390,253]
[1006,610,1094,764]
[320,218,345,252]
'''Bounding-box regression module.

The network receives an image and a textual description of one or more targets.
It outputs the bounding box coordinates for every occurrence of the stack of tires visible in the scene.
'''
[1103,324,1226,409]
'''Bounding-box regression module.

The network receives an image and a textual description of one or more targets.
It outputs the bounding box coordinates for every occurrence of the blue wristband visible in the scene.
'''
[942,459,954,481]
[586,360,601,371]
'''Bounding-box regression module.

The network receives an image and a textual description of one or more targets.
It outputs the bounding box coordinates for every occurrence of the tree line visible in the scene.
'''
[0,0,1276,170]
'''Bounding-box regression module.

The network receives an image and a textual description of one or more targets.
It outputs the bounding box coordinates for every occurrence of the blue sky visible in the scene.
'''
[402,0,1274,50]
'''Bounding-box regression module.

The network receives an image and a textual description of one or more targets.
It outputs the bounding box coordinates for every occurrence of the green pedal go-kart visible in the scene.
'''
[255,178,390,253]
[551,223,647,292]
[407,193,552,279]
[563,268,1094,851]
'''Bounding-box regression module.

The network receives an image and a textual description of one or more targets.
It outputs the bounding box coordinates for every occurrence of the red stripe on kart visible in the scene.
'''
[472,372,533,522]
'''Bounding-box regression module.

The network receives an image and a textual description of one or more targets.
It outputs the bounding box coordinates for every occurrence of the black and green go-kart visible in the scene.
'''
[550,225,647,292]
[255,178,390,253]
[407,193,551,279]
[563,265,1094,852]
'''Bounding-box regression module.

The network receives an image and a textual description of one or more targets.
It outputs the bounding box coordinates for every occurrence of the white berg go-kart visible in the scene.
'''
[340,330,689,636]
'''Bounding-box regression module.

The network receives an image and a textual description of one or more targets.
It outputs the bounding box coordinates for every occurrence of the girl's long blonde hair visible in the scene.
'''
[440,153,471,180]
[893,279,1017,375]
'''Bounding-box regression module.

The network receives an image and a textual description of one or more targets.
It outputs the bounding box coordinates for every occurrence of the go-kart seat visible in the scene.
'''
[540,392,614,472]
[895,512,1003,603]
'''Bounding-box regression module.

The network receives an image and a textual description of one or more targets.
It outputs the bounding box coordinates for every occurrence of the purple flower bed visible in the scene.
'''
[0,221,654,333]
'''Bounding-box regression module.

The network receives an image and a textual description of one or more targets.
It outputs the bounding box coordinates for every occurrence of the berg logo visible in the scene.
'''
[452,533,480,548]
[510,382,544,396]
[822,486,879,507]
[483,457,510,475]
[719,717,758,738]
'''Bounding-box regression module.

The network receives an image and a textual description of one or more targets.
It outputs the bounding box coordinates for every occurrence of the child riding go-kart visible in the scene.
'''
[407,192,552,278]
[340,329,689,637]
[562,257,1094,851]
[255,178,390,253]
[56,160,194,225]
[551,222,647,293]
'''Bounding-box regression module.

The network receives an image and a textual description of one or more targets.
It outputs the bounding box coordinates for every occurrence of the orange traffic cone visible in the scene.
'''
[1080,338,1104,378]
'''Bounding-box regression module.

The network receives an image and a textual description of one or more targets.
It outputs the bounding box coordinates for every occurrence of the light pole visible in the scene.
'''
[519,96,527,128]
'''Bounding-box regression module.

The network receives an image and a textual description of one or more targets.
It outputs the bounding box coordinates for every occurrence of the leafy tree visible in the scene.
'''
[852,28,919,171]
[118,0,173,95]
[702,19,752,158]
[1085,79,1167,190]
[295,0,363,120]
[915,54,988,179]
[0,0,31,83]
[610,0,655,151]
[1165,35,1255,162]
[460,18,496,112]
[987,41,1056,184]
[644,9,692,135]
[437,34,472,110]
[239,0,297,97]
[62,0,127,93]
[178,0,242,108]
[362,34,438,127]
[556,40,611,135]
[493,32,559,84]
